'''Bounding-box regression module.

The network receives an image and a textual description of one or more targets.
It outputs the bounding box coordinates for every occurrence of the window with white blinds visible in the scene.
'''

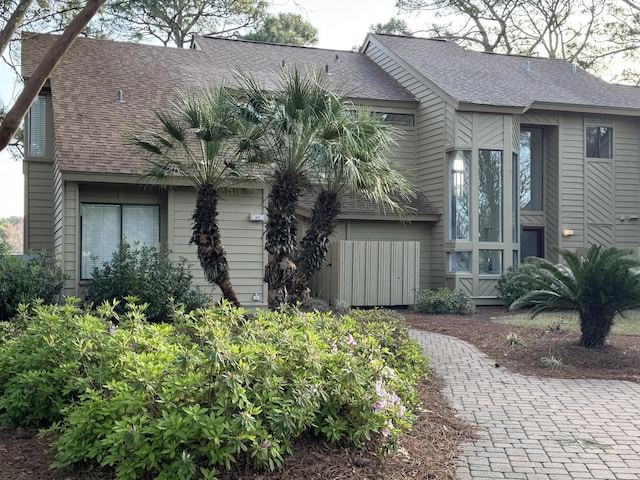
[81,204,160,279]
[27,95,47,157]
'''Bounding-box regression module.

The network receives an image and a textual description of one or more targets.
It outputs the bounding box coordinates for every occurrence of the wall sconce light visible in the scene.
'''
[562,229,574,237]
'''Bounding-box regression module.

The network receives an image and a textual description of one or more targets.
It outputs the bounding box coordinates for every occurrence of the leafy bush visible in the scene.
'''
[0,246,66,320]
[413,288,475,315]
[0,301,428,479]
[86,242,210,321]
[497,261,547,308]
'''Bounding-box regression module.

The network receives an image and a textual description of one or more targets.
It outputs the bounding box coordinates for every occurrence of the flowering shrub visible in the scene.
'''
[0,300,427,479]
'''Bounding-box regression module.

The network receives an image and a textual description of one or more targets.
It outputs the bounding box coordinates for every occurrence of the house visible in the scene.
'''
[21,33,640,307]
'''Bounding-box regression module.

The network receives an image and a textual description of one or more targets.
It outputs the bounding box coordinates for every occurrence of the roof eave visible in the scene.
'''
[457,101,529,114]
[529,102,640,117]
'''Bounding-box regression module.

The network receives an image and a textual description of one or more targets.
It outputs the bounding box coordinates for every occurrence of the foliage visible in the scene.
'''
[101,0,269,47]
[0,301,428,479]
[0,216,23,253]
[0,299,118,425]
[132,86,251,307]
[243,12,318,46]
[371,17,413,35]
[0,247,66,320]
[511,245,640,348]
[414,288,475,315]
[497,261,548,308]
[396,0,640,81]
[85,241,209,322]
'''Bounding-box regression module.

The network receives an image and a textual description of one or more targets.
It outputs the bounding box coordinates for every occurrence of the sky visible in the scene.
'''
[0,0,420,218]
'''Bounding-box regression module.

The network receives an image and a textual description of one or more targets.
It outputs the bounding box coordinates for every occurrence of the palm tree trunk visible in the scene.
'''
[578,308,615,348]
[289,190,340,304]
[191,183,241,308]
[264,170,304,309]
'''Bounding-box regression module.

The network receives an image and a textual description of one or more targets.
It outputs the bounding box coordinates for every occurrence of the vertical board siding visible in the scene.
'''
[169,187,266,305]
[324,240,419,306]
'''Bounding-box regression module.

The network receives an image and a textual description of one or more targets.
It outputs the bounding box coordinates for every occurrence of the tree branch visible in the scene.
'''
[0,0,107,152]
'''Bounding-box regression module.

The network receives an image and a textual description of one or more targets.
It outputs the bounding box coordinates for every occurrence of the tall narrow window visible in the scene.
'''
[586,126,612,158]
[478,149,503,242]
[448,150,470,240]
[512,152,519,243]
[520,128,543,210]
[27,95,47,157]
[81,204,160,279]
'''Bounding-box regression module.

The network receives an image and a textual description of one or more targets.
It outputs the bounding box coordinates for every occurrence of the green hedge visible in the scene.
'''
[414,288,475,315]
[0,301,428,479]
[86,242,210,321]
[0,244,66,320]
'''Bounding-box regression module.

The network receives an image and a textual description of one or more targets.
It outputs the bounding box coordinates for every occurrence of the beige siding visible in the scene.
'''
[558,113,586,250]
[24,160,54,252]
[62,182,79,295]
[312,219,431,299]
[364,42,447,289]
[168,187,267,307]
[613,118,640,248]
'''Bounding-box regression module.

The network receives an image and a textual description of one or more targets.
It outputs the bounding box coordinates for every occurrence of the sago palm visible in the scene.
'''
[131,87,247,307]
[289,106,414,303]
[511,245,640,348]
[238,68,352,309]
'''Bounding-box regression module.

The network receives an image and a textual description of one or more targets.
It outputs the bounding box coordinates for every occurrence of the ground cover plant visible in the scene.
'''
[414,288,475,315]
[0,301,428,480]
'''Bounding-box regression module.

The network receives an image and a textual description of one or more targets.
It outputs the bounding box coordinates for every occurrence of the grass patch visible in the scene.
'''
[494,310,640,336]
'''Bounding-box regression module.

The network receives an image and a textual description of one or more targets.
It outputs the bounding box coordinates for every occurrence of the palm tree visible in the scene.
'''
[511,245,640,348]
[131,87,247,307]
[289,107,414,304]
[238,69,350,309]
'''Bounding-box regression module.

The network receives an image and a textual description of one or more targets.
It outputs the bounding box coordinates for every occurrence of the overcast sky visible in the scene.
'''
[0,0,422,218]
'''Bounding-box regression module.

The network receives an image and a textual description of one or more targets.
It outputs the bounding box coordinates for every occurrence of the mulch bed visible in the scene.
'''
[3,306,638,480]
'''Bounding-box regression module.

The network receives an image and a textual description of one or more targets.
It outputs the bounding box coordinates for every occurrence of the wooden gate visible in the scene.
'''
[313,240,420,307]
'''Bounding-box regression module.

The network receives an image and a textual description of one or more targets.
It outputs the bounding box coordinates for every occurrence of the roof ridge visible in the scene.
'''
[196,35,356,54]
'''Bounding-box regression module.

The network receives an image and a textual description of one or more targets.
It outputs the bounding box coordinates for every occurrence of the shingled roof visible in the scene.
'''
[298,191,439,220]
[366,34,640,113]
[20,34,415,176]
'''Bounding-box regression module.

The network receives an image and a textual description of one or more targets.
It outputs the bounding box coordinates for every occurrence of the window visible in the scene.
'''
[512,153,519,243]
[479,249,502,275]
[27,95,47,157]
[478,149,503,242]
[520,128,543,210]
[373,112,415,126]
[586,126,612,158]
[448,150,470,240]
[521,226,544,261]
[81,204,160,279]
[448,251,471,272]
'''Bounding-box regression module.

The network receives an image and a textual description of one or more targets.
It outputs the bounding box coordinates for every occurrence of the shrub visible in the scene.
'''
[497,261,546,308]
[414,288,475,315]
[0,247,66,320]
[86,242,210,321]
[0,301,428,479]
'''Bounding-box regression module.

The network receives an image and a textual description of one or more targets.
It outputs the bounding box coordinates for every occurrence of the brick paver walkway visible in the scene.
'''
[410,330,640,480]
